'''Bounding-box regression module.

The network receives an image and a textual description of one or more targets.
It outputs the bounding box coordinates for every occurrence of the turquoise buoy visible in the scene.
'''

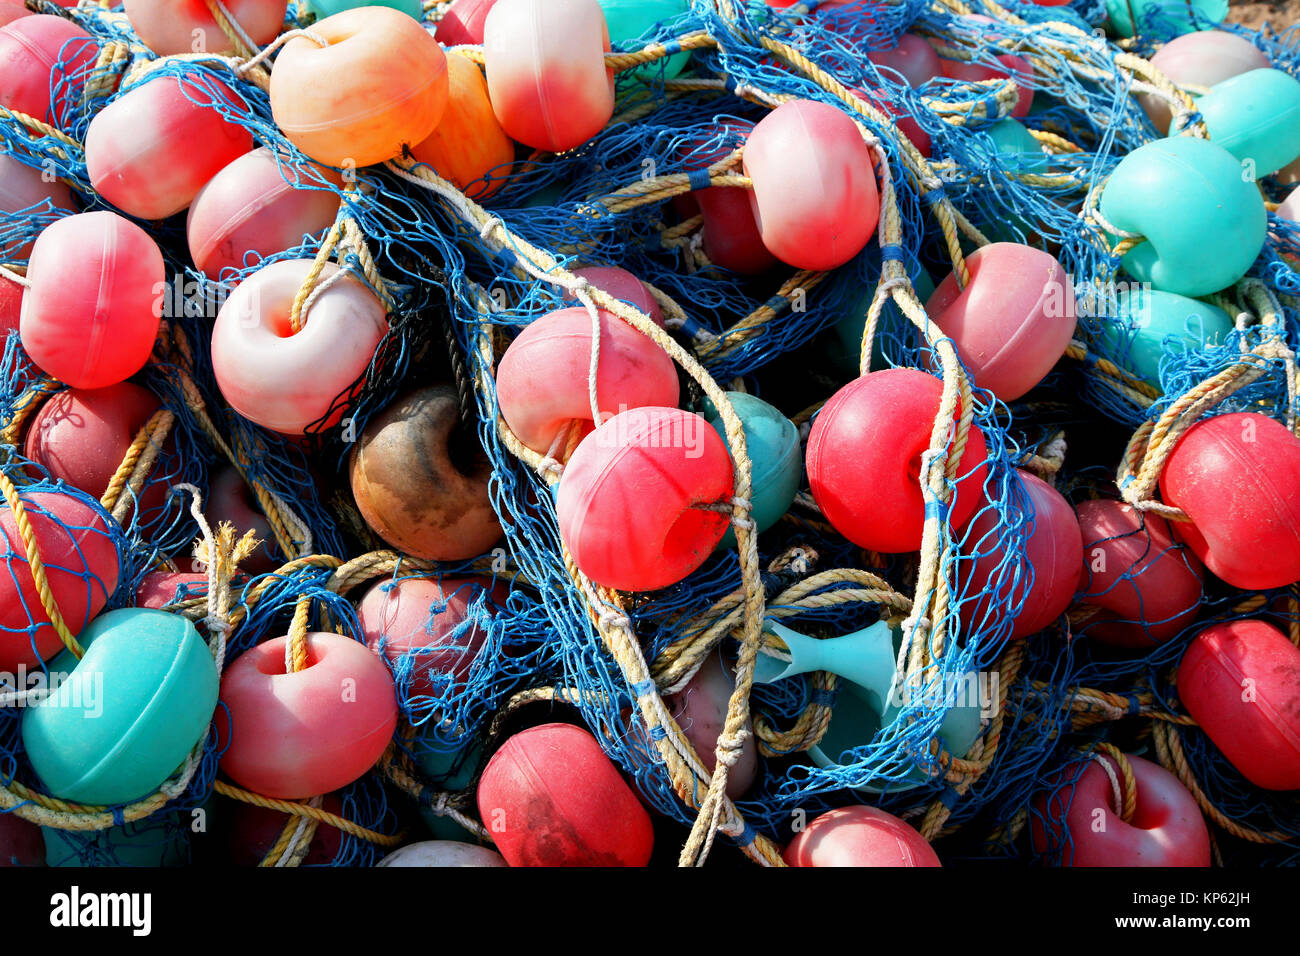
[755,619,982,792]
[1100,287,1234,388]
[599,0,690,80]
[1105,0,1226,40]
[828,260,936,374]
[1195,69,1300,178]
[701,392,801,548]
[1099,136,1266,297]
[986,118,1047,169]
[43,812,188,867]
[22,608,219,806]
[416,737,483,840]
[302,0,423,21]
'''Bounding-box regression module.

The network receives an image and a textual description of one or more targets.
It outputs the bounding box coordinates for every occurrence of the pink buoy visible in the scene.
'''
[187,147,342,279]
[867,34,942,87]
[87,75,253,221]
[0,1,31,27]
[0,151,73,260]
[926,243,1075,401]
[1142,30,1270,134]
[961,469,1082,641]
[1159,412,1300,589]
[483,0,614,153]
[696,183,780,275]
[135,571,210,610]
[436,0,499,45]
[806,368,990,554]
[477,723,654,867]
[0,273,21,337]
[218,632,398,799]
[494,307,679,456]
[557,407,733,592]
[0,15,99,123]
[664,647,756,798]
[21,211,164,390]
[0,490,119,671]
[564,267,664,328]
[784,806,941,867]
[1031,752,1210,866]
[210,258,389,435]
[940,53,1034,118]
[743,99,879,271]
[357,575,505,696]
[1177,620,1300,790]
[23,383,167,512]
[1074,499,1203,647]
[124,0,288,56]
[851,87,931,156]
[201,466,281,573]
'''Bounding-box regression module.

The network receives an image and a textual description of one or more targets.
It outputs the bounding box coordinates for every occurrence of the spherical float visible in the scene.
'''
[483,0,614,152]
[203,465,281,573]
[408,52,514,201]
[926,242,1076,400]
[187,147,342,279]
[349,385,502,561]
[1099,137,1266,297]
[220,793,344,865]
[86,75,254,220]
[564,266,664,327]
[1141,30,1269,133]
[24,382,167,512]
[939,51,1034,117]
[435,0,498,45]
[0,15,99,123]
[357,574,503,696]
[599,0,690,79]
[557,406,734,591]
[0,152,73,260]
[961,469,1082,641]
[135,571,210,610]
[377,841,507,867]
[1031,752,1210,866]
[663,647,756,798]
[218,632,398,799]
[20,211,164,390]
[304,0,421,19]
[210,258,389,434]
[270,6,447,167]
[695,183,780,275]
[1195,68,1300,178]
[743,98,879,271]
[784,805,941,867]
[1074,499,1204,646]
[701,391,800,548]
[124,0,288,56]
[1158,412,1300,589]
[22,608,219,806]
[1099,288,1234,389]
[867,34,942,87]
[477,723,654,866]
[1177,620,1300,790]
[806,368,990,554]
[495,306,679,456]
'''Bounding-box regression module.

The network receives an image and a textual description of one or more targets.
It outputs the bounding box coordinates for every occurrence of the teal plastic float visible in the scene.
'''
[1105,0,1227,40]
[755,619,983,792]
[828,256,936,373]
[1099,136,1266,297]
[702,392,801,548]
[302,0,423,20]
[417,740,483,840]
[599,0,690,79]
[43,813,188,867]
[1194,69,1300,178]
[1100,287,1235,388]
[22,608,219,806]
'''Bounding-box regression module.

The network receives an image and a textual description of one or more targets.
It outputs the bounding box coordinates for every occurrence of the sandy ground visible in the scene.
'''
[1226,0,1298,32]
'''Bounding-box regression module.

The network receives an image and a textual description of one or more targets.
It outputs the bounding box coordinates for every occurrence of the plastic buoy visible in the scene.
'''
[187,147,342,279]
[408,52,514,200]
[807,368,990,553]
[1099,288,1234,389]
[377,841,508,867]
[926,243,1076,400]
[1099,137,1267,297]
[1075,499,1204,647]
[124,0,288,56]
[23,608,219,805]
[435,0,498,45]
[21,211,164,390]
[211,258,389,435]
[1196,68,1300,177]
[218,632,398,799]
[867,34,942,86]
[563,266,665,328]
[784,806,941,867]
[940,52,1034,118]
[495,307,679,455]
[270,6,448,167]
[483,0,614,152]
[0,152,73,259]
[663,647,756,798]
[961,469,1082,640]
[557,407,734,591]
[1141,30,1269,133]
[1031,752,1210,866]
[349,386,503,561]
[86,75,254,220]
[1159,412,1300,589]
[0,15,99,123]
[476,723,654,866]
[743,99,879,270]
[701,391,800,548]
[1177,620,1300,790]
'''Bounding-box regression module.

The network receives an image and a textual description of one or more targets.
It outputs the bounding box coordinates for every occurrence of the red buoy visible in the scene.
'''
[784,805,941,867]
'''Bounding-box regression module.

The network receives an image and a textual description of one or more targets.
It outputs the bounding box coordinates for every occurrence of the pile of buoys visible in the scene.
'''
[0,0,1296,871]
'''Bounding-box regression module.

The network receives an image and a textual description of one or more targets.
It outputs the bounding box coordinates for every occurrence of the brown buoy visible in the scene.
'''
[349,385,501,560]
